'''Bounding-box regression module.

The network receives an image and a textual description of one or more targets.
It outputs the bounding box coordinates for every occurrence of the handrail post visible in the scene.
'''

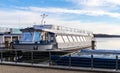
[31,51,33,65]
[0,50,3,63]
[69,54,71,68]
[91,54,93,69]
[49,51,51,66]
[15,50,17,63]
[116,55,118,70]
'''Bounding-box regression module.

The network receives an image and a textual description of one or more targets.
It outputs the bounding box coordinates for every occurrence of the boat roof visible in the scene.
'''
[21,25,93,36]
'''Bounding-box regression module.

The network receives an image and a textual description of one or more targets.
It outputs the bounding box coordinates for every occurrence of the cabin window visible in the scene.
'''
[85,37,88,41]
[68,36,73,42]
[76,36,81,42]
[83,37,86,41]
[21,32,34,42]
[80,36,84,42]
[12,36,19,41]
[56,35,64,43]
[34,32,41,42]
[62,36,69,43]
[49,33,55,42]
[72,36,77,42]
[41,32,46,41]
[47,33,54,43]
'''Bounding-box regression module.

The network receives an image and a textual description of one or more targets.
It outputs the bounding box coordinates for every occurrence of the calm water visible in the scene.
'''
[96,38,120,50]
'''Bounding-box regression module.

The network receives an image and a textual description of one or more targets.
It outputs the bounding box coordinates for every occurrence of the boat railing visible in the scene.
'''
[35,25,93,35]
[59,26,93,35]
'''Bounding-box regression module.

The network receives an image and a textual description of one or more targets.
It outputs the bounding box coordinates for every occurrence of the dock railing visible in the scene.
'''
[0,49,120,72]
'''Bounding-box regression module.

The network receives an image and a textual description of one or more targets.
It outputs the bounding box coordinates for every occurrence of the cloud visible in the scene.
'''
[104,0,120,6]
[12,5,120,18]
[69,0,120,7]
[69,0,103,7]
[27,7,120,18]
[67,0,120,15]
[0,10,42,28]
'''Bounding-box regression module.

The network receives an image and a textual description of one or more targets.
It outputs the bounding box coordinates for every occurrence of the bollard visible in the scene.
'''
[116,55,118,70]
[91,40,96,50]
[69,54,71,67]
[91,54,93,69]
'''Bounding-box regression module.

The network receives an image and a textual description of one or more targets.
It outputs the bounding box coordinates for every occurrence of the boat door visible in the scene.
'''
[4,36,11,48]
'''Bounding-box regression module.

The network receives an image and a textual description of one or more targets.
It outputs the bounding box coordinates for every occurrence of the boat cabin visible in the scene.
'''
[0,34,20,48]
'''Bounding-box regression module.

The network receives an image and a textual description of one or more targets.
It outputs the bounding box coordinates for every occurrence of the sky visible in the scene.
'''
[0,0,120,34]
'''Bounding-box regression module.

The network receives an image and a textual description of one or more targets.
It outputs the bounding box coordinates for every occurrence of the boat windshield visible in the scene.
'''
[20,32,34,42]
[20,32,41,42]
[34,32,41,42]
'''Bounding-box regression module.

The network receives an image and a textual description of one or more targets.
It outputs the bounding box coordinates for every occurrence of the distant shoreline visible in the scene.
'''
[94,34,120,38]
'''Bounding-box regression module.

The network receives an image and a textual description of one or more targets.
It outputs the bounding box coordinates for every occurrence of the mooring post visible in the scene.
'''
[91,54,93,69]
[116,55,118,70]
[69,54,71,68]
[92,39,96,50]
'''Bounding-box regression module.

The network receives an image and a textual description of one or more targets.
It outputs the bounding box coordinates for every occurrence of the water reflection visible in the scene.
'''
[95,38,120,50]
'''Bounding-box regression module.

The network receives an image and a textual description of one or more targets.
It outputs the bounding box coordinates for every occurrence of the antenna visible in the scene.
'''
[40,14,48,25]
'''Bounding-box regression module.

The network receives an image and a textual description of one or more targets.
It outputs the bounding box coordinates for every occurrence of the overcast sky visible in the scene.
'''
[0,0,120,34]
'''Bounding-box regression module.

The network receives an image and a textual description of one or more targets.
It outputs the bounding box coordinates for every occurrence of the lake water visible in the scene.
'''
[95,38,120,50]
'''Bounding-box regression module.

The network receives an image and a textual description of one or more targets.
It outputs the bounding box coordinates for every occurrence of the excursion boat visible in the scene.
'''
[13,25,94,51]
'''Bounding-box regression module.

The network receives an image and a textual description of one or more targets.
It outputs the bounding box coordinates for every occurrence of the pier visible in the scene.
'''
[0,65,97,73]
[0,49,120,73]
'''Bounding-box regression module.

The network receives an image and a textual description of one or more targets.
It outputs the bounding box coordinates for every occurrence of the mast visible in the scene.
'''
[40,14,48,25]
